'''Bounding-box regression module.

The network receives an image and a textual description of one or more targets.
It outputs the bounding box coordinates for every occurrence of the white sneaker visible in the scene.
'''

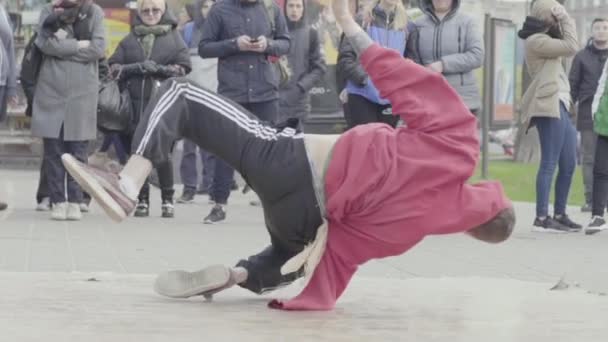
[51,202,68,221]
[36,197,51,211]
[79,203,89,213]
[66,203,82,221]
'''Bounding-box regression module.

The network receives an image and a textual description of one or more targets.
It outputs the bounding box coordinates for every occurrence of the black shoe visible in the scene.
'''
[134,201,149,217]
[585,216,607,235]
[197,185,209,195]
[177,188,196,204]
[0,201,6,211]
[532,217,572,233]
[162,199,175,218]
[581,203,592,213]
[553,214,582,232]
[204,205,226,224]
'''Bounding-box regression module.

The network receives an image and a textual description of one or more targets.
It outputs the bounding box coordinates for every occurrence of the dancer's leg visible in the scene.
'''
[63,78,304,222]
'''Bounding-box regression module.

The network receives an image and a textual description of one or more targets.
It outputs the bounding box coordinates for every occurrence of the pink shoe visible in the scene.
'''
[61,154,135,222]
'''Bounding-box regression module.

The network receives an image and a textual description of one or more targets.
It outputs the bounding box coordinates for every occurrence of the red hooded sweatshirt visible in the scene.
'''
[270,44,511,310]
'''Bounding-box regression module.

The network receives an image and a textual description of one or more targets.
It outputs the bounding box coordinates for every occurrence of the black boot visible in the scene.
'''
[161,188,175,218]
[135,183,150,217]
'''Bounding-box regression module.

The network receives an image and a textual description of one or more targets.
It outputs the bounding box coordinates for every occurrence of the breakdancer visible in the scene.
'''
[62,0,515,311]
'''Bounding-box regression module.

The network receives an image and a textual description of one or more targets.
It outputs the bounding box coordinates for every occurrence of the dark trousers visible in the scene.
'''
[180,139,215,191]
[36,158,49,203]
[131,79,319,294]
[43,128,89,204]
[236,244,303,294]
[592,135,608,216]
[532,102,577,217]
[344,93,398,129]
[580,129,597,205]
[211,99,279,205]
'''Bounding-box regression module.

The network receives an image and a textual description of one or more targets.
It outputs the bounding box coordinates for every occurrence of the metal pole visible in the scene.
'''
[481,13,492,179]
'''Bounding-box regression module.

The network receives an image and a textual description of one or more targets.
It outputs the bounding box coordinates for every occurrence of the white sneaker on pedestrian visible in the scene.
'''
[51,202,68,221]
[79,203,89,213]
[66,203,82,221]
[36,197,51,211]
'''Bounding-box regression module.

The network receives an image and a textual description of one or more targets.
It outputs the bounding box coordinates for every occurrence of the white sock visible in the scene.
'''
[230,267,248,284]
[119,176,139,201]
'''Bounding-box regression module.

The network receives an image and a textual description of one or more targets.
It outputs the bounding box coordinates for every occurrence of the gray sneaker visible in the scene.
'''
[204,205,226,224]
[177,188,196,204]
[586,216,607,235]
[532,217,573,233]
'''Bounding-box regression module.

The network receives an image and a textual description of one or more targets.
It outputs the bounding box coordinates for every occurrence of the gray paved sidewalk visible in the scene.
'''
[1,169,607,341]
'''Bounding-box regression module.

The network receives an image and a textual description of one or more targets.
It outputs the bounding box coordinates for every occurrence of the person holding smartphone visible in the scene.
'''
[197,0,291,223]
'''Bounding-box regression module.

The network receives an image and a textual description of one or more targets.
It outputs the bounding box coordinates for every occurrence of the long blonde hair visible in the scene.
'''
[360,0,408,31]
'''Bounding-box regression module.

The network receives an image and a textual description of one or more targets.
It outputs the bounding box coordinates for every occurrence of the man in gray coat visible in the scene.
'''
[408,0,483,114]
[31,0,105,221]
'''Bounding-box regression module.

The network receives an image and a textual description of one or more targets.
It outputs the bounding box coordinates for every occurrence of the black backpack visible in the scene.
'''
[20,32,42,117]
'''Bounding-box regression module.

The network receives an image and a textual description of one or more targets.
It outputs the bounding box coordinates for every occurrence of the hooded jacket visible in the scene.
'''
[271,44,511,311]
[519,0,578,127]
[569,39,608,131]
[279,0,326,120]
[108,9,191,124]
[408,0,483,111]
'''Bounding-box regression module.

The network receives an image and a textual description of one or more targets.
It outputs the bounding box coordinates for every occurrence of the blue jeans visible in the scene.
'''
[179,139,215,191]
[532,102,577,217]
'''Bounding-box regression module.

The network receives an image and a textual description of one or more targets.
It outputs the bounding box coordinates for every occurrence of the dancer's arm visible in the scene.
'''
[331,0,476,135]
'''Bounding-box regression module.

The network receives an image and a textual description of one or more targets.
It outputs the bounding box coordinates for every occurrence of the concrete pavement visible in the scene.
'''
[1,169,608,341]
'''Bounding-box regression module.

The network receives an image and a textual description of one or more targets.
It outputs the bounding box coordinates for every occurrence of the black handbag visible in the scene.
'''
[97,71,132,133]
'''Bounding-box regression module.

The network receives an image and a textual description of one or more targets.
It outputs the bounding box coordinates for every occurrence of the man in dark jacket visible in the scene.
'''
[198,0,290,223]
[279,0,326,127]
[569,18,608,212]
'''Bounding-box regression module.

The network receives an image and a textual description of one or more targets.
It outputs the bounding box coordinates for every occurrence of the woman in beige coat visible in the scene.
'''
[519,0,581,232]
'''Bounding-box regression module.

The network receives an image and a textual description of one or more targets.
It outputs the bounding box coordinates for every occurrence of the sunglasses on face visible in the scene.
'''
[141,8,162,16]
